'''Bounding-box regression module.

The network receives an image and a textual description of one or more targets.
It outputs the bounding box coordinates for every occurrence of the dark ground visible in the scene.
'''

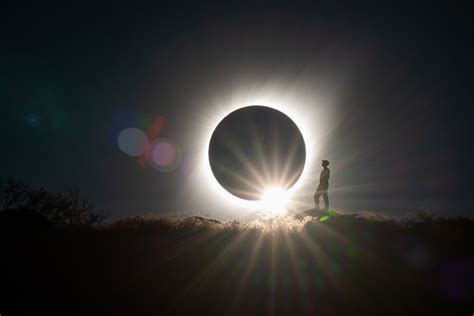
[1,211,473,315]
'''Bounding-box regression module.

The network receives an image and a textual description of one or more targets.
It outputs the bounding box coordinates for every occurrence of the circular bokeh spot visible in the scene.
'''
[209,105,306,201]
[24,113,42,128]
[148,138,181,172]
[117,127,149,157]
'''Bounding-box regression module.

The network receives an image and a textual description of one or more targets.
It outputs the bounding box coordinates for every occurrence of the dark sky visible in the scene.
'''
[2,2,474,218]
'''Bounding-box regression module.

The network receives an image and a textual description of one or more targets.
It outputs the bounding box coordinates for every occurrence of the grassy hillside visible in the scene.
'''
[1,211,473,315]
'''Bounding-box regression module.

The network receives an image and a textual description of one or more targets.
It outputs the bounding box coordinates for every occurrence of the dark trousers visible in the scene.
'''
[314,185,329,211]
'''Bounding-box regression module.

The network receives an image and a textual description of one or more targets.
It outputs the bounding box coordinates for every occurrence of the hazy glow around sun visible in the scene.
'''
[179,79,336,218]
[198,96,319,212]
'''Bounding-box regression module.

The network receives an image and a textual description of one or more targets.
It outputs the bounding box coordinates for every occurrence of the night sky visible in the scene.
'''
[2,2,474,219]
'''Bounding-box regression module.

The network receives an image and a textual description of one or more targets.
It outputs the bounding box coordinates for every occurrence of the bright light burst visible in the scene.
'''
[259,187,290,214]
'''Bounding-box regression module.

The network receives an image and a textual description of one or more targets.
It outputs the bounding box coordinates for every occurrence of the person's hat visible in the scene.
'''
[322,160,330,166]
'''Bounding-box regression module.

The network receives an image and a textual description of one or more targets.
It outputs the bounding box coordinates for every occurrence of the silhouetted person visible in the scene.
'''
[314,160,330,211]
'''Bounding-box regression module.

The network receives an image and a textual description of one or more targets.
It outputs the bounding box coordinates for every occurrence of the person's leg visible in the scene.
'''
[322,192,329,211]
[314,191,321,209]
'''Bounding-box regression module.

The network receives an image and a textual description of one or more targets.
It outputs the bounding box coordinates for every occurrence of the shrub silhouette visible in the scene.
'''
[0,177,30,210]
[0,177,106,225]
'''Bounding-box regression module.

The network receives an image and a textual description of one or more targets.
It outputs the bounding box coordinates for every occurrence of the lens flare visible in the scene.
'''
[117,127,149,157]
[24,113,42,128]
[152,141,176,166]
[148,138,181,172]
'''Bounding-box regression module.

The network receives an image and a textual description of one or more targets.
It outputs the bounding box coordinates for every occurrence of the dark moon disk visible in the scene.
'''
[209,105,306,200]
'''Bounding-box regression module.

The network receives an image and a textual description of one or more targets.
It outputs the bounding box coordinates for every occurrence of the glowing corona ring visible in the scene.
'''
[206,105,309,210]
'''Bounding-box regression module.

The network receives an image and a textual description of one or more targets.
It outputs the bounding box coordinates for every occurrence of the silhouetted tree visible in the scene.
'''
[0,177,30,210]
[0,177,106,225]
